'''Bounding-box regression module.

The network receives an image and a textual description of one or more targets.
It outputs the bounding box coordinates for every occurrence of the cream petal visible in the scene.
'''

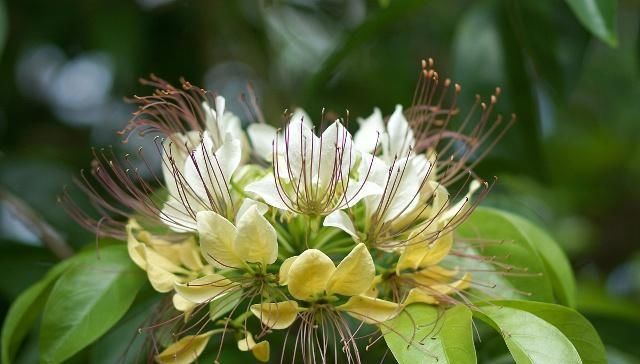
[278,255,298,285]
[247,123,277,162]
[172,294,196,322]
[354,108,385,153]
[323,210,358,238]
[245,175,291,211]
[155,331,214,364]
[287,249,336,300]
[326,243,375,297]
[337,295,401,324]
[250,300,299,330]
[196,211,243,269]
[234,205,278,266]
[174,274,236,304]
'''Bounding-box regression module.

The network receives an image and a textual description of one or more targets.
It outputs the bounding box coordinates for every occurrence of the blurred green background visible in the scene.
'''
[0,0,638,363]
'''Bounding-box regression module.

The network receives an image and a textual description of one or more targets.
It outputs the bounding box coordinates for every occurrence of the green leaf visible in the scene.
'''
[564,0,617,46]
[40,245,146,364]
[456,207,556,302]
[474,306,582,364]
[384,304,476,363]
[493,210,577,307]
[482,301,606,364]
[1,259,72,364]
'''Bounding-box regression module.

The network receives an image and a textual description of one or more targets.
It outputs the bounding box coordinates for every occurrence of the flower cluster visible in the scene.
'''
[62,59,513,363]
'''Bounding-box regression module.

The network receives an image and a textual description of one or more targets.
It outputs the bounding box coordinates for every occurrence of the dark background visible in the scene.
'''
[0,0,638,362]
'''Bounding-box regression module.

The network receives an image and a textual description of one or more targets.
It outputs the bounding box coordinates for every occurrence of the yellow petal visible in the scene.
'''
[337,295,401,324]
[403,288,437,305]
[155,331,214,364]
[174,274,236,304]
[234,205,278,266]
[250,300,299,330]
[418,231,453,267]
[197,211,244,269]
[286,249,335,300]
[172,294,196,322]
[430,272,472,296]
[279,256,298,285]
[237,333,270,362]
[126,219,147,269]
[251,341,270,362]
[326,243,375,297]
[144,246,182,293]
[177,237,204,272]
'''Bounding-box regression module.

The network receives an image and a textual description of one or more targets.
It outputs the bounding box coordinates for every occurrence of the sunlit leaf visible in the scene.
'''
[475,306,582,364]
[456,207,556,302]
[384,304,476,363]
[482,300,606,364]
[40,245,146,364]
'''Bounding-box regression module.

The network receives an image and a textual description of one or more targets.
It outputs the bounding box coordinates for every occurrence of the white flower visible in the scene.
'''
[246,112,380,215]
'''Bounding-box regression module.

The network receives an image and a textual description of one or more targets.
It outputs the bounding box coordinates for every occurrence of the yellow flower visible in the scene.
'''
[126,219,211,293]
[250,244,401,328]
[196,205,277,272]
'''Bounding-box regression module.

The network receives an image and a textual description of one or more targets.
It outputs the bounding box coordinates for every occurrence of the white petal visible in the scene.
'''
[160,196,199,232]
[245,175,290,211]
[386,105,415,159]
[323,210,358,238]
[235,198,269,224]
[282,116,320,182]
[247,123,277,161]
[184,131,241,204]
[441,180,482,222]
[319,120,355,189]
[354,108,385,153]
[337,180,383,210]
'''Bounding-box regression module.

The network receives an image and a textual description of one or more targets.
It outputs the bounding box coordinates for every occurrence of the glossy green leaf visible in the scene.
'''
[40,245,145,364]
[384,304,476,364]
[1,259,71,364]
[493,209,577,307]
[474,306,582,364]
[456,207,555,302]
[482,301,606,364]
[564,0,617,46]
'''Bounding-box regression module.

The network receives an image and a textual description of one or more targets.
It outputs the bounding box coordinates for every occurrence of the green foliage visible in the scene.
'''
[483,300,606,364]
[564,0,618,46]
[39,245,145,364]
[475,305,582,364]
[1,259,71,364]
[457,207,576,305]
[385,304,476,364]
